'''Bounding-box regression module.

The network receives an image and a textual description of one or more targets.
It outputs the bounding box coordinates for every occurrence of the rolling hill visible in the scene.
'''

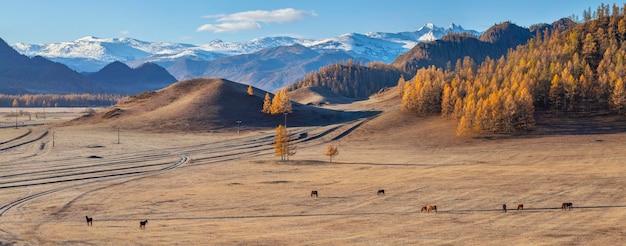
[67,78,375,132]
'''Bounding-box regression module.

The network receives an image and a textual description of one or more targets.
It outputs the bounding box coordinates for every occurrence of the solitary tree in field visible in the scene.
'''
[247,85,254,96]
[324,143,339,162]
[274,125,296,161]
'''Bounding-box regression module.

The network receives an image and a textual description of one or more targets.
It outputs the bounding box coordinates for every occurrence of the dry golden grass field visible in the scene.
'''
[0,82,624,245]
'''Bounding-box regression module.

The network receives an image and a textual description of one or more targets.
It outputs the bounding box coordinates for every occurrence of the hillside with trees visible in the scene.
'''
[288,19,574,102]
[289,3,626,137]
[400,3,626,136]
[287,60,409,99]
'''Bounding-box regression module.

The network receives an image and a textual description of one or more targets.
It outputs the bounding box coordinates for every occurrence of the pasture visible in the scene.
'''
[0,106,624,245]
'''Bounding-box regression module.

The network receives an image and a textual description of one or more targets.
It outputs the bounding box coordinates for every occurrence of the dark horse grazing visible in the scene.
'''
[517,204,524,211]
[85,216,93,226]
[377,189,385,196]
[140,220,148,229]
[420,206,428,213]
[561,202,573,210]
[502,204,507,212]
[310,190,318,197]
[428,205,437,213]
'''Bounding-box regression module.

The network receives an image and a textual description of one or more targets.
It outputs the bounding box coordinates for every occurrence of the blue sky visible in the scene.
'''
[0,0,612,45]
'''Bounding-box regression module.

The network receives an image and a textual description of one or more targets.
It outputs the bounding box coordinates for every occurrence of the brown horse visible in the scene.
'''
[310,190,318,197]
[428,205,437,213]
[561,202,573,210]
[85,216,93,226]
[139,220,148,229]
[502,204,507,212]
[420,206,428,213]
[517,204,524,211]
[377,189,385,196]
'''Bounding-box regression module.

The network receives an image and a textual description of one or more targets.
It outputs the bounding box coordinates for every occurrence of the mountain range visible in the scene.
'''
[0,37,176,95]
[11,23,480,92]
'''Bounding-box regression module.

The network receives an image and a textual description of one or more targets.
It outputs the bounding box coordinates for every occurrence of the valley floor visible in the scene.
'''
[0,109,624,245]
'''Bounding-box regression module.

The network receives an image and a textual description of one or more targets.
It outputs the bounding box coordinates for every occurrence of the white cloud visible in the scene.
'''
[198,8,315,33]
[197,21,262,33]
[120,30,130,35]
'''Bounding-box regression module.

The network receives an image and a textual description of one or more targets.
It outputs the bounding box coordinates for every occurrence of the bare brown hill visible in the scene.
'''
[287,86,354,106]
[65,78,375,132]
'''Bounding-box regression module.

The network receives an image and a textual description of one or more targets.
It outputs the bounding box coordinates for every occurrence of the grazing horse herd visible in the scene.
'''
[308,189,575,215]
[81,190,575,229]
[500,202,574,212]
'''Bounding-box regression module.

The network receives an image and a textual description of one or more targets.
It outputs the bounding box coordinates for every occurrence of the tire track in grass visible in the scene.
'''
[0,128,48,152]
[0,155,188,217]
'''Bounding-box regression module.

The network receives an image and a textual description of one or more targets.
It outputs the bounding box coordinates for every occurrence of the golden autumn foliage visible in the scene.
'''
[398,4,626,137]
[262,93,271,113]
[247,85,254,96]
[324,143,339,162]
[0,94,122,107]
[289,60,409,99]
[274,125,296,161]
[263,88,292,115]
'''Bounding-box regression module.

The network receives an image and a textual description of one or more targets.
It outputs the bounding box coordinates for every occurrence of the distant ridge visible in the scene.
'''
[169,44,355,91]
[0,38,98,94]
[0,37,178,95]
[86,61,177,94]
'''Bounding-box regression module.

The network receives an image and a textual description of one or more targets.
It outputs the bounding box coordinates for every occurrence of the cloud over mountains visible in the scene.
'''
[198,8,317,33]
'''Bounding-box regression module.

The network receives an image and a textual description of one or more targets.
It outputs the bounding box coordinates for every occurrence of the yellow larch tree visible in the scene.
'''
[324,143,339,163]
[262,93,271,113]
[274,125,287,160]
[610,78,626,114]
[274,125,296,161]
[269,88,292,115]
[247,85,254,96]
[397,75,406,97]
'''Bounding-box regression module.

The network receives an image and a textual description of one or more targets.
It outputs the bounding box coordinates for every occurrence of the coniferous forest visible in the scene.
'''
[0,94,122,107]
[402,3,626,136]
